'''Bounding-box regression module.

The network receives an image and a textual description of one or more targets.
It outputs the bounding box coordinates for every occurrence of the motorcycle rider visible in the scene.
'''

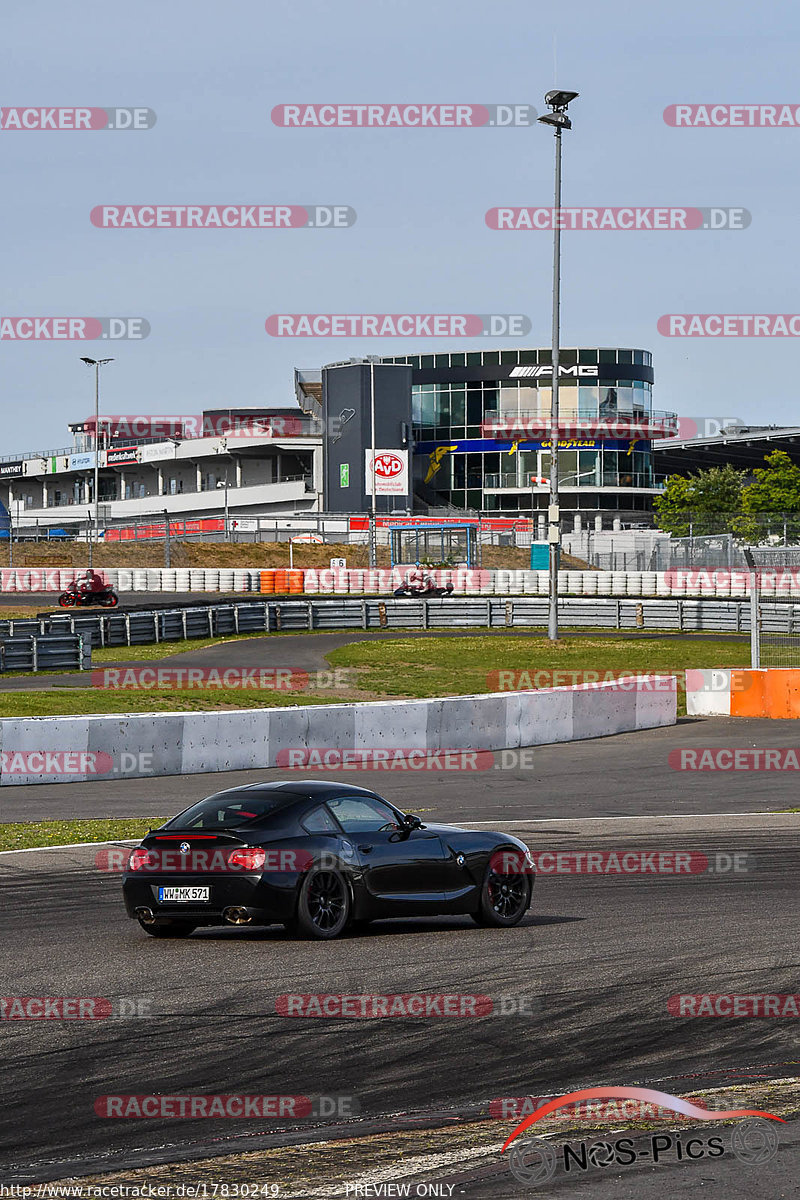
[404,562,437,595]
[77,569,104,596]
[405,561,425,592]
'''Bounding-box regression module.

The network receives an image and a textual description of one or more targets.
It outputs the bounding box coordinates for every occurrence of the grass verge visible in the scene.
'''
[0,819,165,852]
[327,634,751,703]
[0,634,749,717]
[0,687,349,717]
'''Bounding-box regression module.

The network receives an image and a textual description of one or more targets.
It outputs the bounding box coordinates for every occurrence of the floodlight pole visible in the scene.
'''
[369,359,377,568]
[547,121,563,641]
[538,91,578,641]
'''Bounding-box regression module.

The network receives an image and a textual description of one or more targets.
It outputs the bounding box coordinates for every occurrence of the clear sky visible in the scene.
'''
[2,0,798,453]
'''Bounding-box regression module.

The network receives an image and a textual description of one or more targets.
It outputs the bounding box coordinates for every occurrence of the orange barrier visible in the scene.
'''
[273,569,289,593]
[731,669,800,718]
[288,569,304,594]
[259,569,275,594]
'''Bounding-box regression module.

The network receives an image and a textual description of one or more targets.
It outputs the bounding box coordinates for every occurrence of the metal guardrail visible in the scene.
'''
[0,633,89,672]
[2,597,799,653]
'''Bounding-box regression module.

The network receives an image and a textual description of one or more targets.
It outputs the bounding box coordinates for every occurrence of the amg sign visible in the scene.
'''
[510,365,599,379]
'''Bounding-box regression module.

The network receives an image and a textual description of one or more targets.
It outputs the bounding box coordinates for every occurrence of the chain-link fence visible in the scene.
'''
[654,511,800,543]
[747,548,800,666]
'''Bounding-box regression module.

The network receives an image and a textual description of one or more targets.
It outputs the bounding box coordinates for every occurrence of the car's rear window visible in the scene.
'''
[163,793,297,830]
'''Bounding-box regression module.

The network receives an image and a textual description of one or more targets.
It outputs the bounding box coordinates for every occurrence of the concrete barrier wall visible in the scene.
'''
[0,677,676,786]
[687,668,800,718]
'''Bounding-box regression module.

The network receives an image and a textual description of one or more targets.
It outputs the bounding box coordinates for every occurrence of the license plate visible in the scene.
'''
[158,886,210,903]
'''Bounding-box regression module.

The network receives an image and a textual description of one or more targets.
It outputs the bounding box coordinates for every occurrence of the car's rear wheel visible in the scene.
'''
[289,869,351,939]
[471,862,531,927]
[138,920,196,938]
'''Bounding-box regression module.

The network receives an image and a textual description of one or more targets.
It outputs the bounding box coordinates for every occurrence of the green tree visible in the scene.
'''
[654,465,745,536]
[739,450,800,543]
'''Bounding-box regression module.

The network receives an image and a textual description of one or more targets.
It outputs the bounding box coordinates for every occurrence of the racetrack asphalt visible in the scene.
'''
[0,811,797,1186]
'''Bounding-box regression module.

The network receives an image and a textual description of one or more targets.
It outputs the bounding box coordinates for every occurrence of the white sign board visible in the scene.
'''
[68,452,97,472]
[231,519,258,532]
[364,448,409,497]
[140,442,177,463]
[330,557,346,569]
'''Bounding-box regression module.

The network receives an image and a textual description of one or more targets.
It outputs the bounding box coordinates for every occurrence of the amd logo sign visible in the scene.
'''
[510,365,599,379]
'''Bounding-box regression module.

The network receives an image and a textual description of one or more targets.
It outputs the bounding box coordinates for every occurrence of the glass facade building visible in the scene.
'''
[378,346,670,517]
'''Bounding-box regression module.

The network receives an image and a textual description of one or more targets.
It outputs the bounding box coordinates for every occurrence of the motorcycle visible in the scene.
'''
[393,580,454,599]
[58,582,119,608]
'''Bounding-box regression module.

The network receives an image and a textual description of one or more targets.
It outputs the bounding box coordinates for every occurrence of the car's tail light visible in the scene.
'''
[227,848,266,872]
[129,848,157,871]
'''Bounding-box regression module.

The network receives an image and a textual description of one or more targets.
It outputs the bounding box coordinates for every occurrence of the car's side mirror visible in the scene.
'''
[402,813,423,830]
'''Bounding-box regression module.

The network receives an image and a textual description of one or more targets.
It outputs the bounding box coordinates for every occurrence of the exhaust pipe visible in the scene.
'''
[223,906,253,926]
[135,906,155,924]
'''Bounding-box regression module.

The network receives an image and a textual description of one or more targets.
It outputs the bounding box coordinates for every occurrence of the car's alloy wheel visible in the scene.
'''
[472,863,530,927]
[138,920,196,937]
[290,869,350,939]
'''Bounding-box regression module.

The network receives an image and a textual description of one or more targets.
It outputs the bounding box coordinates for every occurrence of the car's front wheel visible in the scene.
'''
[289,868,351,939]
[138,920,196,938]
[471,862,531,927]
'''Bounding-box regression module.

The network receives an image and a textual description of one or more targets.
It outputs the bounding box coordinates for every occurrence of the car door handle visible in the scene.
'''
[357,844,373,853]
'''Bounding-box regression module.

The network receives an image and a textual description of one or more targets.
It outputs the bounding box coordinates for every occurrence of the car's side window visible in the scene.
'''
[327,796,401,834]
[301,805,339,834]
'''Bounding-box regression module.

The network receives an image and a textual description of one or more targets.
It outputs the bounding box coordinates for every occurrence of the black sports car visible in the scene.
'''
[122,780,534,940]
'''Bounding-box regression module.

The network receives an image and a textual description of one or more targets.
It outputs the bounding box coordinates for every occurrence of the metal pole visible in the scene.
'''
[750,570,760,668]
[164,510,171,568]
[547,124,563,641]
[743,550,760,669]
[92,362,99,570]
[369,361,377,568]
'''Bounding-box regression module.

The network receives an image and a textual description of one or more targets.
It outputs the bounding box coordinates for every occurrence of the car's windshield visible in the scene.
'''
[163,793,298,830]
